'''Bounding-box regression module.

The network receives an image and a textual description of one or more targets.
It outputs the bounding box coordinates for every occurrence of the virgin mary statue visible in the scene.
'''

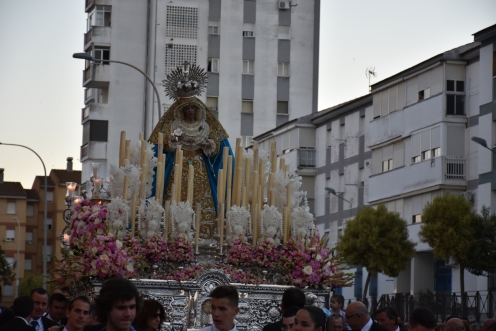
[148,63,233,240]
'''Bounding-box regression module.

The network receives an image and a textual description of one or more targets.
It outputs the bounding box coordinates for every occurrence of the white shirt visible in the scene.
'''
[396,327,400,331]
[46,313,62,326]
[361,318,374,331]
[199,324,238,331]
[31,318,46,331]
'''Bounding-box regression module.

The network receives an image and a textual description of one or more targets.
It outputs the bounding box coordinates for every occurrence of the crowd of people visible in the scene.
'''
[0,281,494,331]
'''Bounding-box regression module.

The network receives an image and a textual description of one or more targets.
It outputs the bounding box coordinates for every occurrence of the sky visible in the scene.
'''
[0,1,495,188]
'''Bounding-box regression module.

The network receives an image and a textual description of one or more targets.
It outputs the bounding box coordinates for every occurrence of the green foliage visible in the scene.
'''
[419,193,474,263]
[0,245,15,285]
[336,204,416,277]
[19,275,44,296]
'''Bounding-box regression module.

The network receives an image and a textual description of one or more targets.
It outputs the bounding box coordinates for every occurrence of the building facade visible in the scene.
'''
[80,0,320,185]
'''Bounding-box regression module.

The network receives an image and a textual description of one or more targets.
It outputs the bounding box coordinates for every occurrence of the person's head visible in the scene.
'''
[375,307,398,331]
[30,288,49,319]
[480,319,496,331]
[183,105,197,122]
[408,308,437,331]
[294,306,326,331]
[462,319,470,331]
[327,314,345,331]
[94,277,142,331]
[48,292,68,322]
[445,318,465,331]
[329,295,345,313]
[13,296,34,319]
[282,288,306,312]
[282,306,301,331]
[345,301,370,331]
[209,285,240,331]
[66,296,91,331]
[133,299,166,331]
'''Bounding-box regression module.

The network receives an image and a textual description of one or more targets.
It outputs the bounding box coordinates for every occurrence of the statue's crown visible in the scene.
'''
[162,62,208,101]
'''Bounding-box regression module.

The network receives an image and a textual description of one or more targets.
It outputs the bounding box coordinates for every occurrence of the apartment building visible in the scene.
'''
[80,0,320,185]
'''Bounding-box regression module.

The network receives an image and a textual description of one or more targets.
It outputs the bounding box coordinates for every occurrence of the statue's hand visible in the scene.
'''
[198,140,211,149]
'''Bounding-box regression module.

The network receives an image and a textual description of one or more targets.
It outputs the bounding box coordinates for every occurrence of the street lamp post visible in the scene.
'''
[471,136,496,154]
[325,187,353,208]
[72,52,163,129]
[0,142,48,289]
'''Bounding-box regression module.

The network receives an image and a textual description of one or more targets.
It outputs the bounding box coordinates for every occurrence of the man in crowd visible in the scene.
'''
[327,314,345,331]
[345,302,388,331]
[0,296,35,331]
[45,293,68,327]
[407,308,436,331]
[0,287,13,327]
[64,296,90,331]
[201,285,240,331]
[92,277,142,331]
[375,307,402,331]
[480,319,496,331]
[281,306,301,331]
[30,288,59,331]
[263,288,306,331]
[444,318,465,331]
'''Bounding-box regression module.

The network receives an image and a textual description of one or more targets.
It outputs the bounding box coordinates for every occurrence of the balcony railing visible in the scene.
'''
[444,156,465,180]
[84,67,91,82]
[84,30,92,45]
[348,291,496,323]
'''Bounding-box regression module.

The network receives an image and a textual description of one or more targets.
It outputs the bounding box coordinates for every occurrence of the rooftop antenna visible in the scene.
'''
[365,67,377,92]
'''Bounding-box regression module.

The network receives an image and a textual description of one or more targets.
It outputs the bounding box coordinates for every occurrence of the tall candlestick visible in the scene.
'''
[259,159,265,205]
[139,132,144,141]
[226,188,232,213]
[271,150,277,173]
[164,200,171,242]
[139,161,148,200]
[252,203,258,247]
[219,203,224,254]
[279,157,285,171]
[227,155,233,208]
[217,169,224,204]
[157,132,164,154]
[244,158,250,204]
[119,131,126,167]
[236,167,243,206]
[131,193,137,236]
[176,150,184,202]
[122,176,129,201]
[140,139,146,169]
[286,183,291,208]
[267,173,274,206]
[195,202,201,254]
[172,164,180,202]
[187,164,194,205]
[252,171,259,212]
[155,162,162,198]
[241,186,247,207]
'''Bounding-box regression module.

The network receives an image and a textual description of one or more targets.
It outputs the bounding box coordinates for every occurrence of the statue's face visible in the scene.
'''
[183,106,196,121]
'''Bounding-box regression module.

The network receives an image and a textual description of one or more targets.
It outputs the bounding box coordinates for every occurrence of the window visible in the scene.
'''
[7,202,16,214]
[412,156,421,163]
[208,26,219,34]
[46,191,54,203]
[93,48,110,65]
[6,230,15,242]
[446,80,465,115]
[421,150,431,161]
[83,120,109,144]
[3,285,13,296]
[299,148,316,168]
[418,88,430,101]
[431,148,441,158]
[278,62,290,77]
[243,60,254,74]
[242,100,253,113]
[46,218,53,230]
[26,232,33,244]
[382,159,393,172]
[27,204,34,217]
[208,58,219,73]
[166,6,198,39]
[207,97,218,111]
[46,245,53,262]
[243,31,254,37]
[413,214,422,224]
[6,257,15,268]
[88,5,111,29]
[277,101,289,114]
[25,259,32,271]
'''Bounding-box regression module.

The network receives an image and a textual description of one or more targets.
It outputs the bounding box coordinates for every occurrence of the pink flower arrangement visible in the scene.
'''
[167,236,194,264]
[69,199,107,244]
[252,239,279,267]
[227,238,254,266]
[142,236,169,263]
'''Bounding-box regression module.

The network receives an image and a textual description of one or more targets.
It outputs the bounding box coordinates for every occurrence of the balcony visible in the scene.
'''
[81,103,109,123]
[80,141,107,161]
[85,0,112,12]
[82,64,110,88]
[369,156,466,203]
[84,26,111,49]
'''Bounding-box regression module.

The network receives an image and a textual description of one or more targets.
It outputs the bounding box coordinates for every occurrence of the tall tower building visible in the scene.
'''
[79,0,320,184]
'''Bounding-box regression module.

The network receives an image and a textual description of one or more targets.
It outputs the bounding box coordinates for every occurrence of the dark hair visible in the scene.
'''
[209,285,239,307]
[49,293,68,305]
[133,299,166,330]
[330,294,345,306]
[299,306,326,330]
[409,308,437,329]
[283,306,301,318]
[13,296,34,318]
[94,278,142,325]
[30,287,49,297]
[329,314,345,326]
[282,288,306,309]
[68,296,91,312]
[375,307,398,325]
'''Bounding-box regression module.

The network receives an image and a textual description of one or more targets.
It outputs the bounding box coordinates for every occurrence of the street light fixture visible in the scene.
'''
[0,142,48,289]
[471,136,496,154]
[73,52,163,128]
[325,187,352,207]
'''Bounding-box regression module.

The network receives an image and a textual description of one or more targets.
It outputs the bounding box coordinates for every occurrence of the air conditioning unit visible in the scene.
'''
[462,191,474,202]
[446,256,458,268]
[279,1,289,9]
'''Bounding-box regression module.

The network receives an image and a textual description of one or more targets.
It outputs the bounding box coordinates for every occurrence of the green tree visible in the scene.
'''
[418,193,477,313]
[336,204,416,303]
[19,275,44,296]
[465,207,496,276]
[0,245,15,285]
